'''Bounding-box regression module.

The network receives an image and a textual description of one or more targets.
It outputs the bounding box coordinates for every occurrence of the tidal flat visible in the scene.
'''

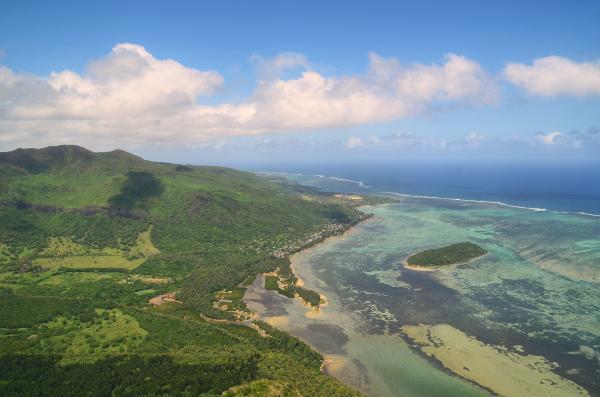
[244,198,600,396]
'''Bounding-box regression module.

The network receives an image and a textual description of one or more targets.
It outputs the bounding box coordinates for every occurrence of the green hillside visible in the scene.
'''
[0,145,365,396]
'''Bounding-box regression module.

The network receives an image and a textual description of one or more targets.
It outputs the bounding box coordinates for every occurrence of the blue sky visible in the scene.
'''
[0,0,599,165]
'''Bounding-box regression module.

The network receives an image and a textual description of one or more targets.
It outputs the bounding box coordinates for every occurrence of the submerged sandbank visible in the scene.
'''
[402,323,590,397]
[246,212,490,397]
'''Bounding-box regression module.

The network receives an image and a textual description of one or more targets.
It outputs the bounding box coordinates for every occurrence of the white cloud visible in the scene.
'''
[379,132,427,146]
[251,52,309,80]
[464,132,485,147]
[346,136,364,149]
[504,56,600,97]
[532,127,600,149]
[535,131,561,145]
[368,53,499,104]
[0,44,499,149]
[248,52,498,131]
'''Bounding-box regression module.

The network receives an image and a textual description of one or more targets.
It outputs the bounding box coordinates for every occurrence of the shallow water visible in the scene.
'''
[245,191,600,396]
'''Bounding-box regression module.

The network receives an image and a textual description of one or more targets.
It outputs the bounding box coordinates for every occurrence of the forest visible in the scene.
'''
[0,145,367,396]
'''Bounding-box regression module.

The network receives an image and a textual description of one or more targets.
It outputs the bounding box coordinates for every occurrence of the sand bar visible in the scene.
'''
[402,323,589,397]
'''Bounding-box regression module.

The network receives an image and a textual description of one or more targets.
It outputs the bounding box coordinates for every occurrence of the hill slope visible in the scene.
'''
[0,145,365,396]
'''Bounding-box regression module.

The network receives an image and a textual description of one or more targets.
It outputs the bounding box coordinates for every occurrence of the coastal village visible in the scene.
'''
[211,221,356,320]
[149,193,372,321]
[211,201,373,320]
[271,222,350,258]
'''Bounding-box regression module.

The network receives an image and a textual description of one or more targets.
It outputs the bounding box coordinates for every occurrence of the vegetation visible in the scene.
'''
[223,379,301,397]
[261,262,321,307]
[264,276,279,290]
[32,226,160,271]
[108,171,165,211]
[407,242,487,267]
[295,287,321,307]
[0,145,368,396]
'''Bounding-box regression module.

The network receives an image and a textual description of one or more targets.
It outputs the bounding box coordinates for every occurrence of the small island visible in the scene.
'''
[406,242,487,269]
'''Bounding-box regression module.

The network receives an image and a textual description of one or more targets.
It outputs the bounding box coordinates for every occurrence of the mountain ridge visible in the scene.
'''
[0,145,150,173]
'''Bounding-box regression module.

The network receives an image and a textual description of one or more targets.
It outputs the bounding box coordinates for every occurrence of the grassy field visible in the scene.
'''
[34,255,146,271]
[45,309,149,364]
[407,241,487,267]
[33,226,159,271]
[0,145,366,396]
[264,275,279,290]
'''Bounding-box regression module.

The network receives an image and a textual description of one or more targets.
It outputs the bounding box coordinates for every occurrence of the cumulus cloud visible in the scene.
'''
[351,131,492,151]
[0,43,499,149]
[345,136,364,149]
[504,56,600,97]
[379,132,428,146]
[532,127,600,149]
[535,131,561,145]
[248,52,499,132]
[463,132,485,147]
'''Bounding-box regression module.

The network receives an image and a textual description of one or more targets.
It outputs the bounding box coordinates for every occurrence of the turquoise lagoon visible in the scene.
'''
[245,187,600,396]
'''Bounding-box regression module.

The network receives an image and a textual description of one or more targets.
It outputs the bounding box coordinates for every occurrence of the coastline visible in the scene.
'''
[248,208,378,372]
[257,171,600,219]
[244,208,490,397]
[401,251,488,273]
[288,211,376,307]
[401,257,436,272]
[247,175,600,397]
[244,199,597,397]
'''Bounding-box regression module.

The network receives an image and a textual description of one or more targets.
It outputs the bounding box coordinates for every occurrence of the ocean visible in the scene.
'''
[250,162,600,216]
[243,163,600,397]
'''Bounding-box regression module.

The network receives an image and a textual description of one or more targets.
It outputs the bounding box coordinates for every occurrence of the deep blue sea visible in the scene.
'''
[247,162,600,216]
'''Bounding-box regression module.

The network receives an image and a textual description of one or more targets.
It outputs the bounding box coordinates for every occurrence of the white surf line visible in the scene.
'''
[326,176,372,188]
[387,192,600,218]
[255,171,600,218]
[255,171,305,176]
[385,191,548,212]
[557,211,600,218]
[255,171,372,188]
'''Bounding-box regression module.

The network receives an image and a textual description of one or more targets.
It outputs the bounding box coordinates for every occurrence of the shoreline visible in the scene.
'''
[245,182,598,397]
[282,211,379,382]
[401,249,488,273]
[401,258,437,272]
[290,214,374,276]
[247,206,568,397]
[242,213,376,386]
[250,203,593,397]
[262,218,583,397]
[256,171,600,219]
[289,212,376,315]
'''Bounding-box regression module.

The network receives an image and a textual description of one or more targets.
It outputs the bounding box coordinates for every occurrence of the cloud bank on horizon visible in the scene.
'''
[342,126,600,153]
[0,43,599,149]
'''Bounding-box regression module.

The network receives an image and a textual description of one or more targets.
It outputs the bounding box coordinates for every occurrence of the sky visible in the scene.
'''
[0,0,599,166]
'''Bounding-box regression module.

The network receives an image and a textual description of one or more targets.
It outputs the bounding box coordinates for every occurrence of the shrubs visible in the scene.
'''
[264,276,279,290]
[295,287,321,307]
